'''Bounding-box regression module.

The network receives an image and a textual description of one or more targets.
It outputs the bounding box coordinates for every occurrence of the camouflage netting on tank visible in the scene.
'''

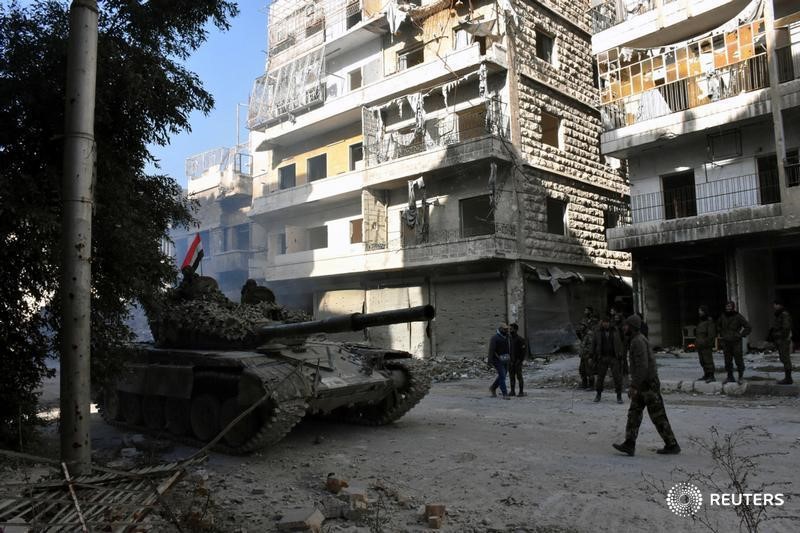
[149,278,310,349]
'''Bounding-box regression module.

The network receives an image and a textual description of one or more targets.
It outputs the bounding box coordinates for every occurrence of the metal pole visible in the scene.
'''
[60,0,98,475]
[764,0,787,189]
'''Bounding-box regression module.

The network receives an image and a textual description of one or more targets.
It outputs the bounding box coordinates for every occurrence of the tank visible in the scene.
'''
[96,275,435,454]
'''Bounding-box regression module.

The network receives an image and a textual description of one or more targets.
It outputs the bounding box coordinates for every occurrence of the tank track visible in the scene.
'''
[97,363,309,455]
[334,358,431,426]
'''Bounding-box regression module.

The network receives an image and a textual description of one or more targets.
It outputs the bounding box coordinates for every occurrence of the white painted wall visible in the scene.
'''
[325,37,383,100]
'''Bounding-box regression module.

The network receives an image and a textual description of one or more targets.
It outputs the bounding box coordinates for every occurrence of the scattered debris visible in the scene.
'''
[325,474,348,494]
[277,507,325,532]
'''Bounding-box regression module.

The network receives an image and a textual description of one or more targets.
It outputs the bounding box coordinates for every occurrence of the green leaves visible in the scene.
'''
[0,0,238,447]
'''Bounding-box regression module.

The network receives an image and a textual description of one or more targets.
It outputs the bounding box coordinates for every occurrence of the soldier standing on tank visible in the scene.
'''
[577,306,599,390]
[592,316,624,404]
[508,323,528,397]
[717,300,752,384]
[771,301,793,385]
[696,305,717,383]
[488,324,511,400]
[613,315,680,456]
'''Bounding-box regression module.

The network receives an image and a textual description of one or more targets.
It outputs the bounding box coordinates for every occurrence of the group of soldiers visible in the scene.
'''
[695,300,793,386]
[487,323,528,399]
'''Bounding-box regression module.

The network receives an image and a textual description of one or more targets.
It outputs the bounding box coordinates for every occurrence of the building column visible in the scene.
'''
[506,261,525,331]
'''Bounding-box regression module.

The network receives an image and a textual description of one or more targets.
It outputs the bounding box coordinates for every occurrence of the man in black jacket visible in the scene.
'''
[509,323,528,397]
[613,315,680,456]
[717,300,751,384]
[488,324,511,399]
[592,316,624,404]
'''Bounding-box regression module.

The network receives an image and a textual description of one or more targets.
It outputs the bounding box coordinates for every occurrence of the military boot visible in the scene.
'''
[777,372,793,385]
[579,377,588,389]
[704,373,716,383]
[613,440,635,456]
[737,370,744,384]
[656,443,681,455]
[593,392,601,403]
[723,372,736,384]
[585,377,595,390]
[616,392,623,404]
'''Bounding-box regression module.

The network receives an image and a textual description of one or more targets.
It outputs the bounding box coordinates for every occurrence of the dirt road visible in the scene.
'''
[143,359,798,533]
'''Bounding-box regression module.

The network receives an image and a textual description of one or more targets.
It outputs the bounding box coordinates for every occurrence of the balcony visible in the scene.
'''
[252,223,518,282]
[186,145,252,199]
[249,43,508,145]
[590,0,754,54]
[250,105,511,219]
[607,170,794,250]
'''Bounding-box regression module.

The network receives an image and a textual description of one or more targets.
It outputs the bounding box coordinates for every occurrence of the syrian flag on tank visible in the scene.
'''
[181,233,204,271]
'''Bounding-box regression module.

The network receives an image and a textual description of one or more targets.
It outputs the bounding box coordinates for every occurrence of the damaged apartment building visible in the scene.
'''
[180,0,632,357]
[591,0,800,347]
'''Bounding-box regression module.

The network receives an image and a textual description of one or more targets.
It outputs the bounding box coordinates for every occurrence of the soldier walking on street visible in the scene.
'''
[696,305,717,383]
[577,306,599,390]
[509,323,528,397]
[613,315,680,457]
[488,324,511,400]
[592,316,625,404]
[717,301,752,384]
[771,301,793,385]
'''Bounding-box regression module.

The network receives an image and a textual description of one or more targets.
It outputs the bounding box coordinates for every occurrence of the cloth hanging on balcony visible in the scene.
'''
[497,0,519,27]
[405,177,426,228]
[488,162,497,209]
[406,92,426,132]
[462,18,496,37]
[527,264,585,293]
[385,0,410,35]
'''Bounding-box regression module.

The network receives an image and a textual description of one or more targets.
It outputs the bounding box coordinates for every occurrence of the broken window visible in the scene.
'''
[278,164,296,189]
[708,130,741,161]
[350,218,363,244]
[346,0,362,29]
[349,68,362,91]
[603,210,619,231]
[398,45,424,71]
[662,171,697,220]
[460,195,494,238]
[536,30,555,64]
[546,197,567,235]
[541,112,561,148]
[308,226,328,249]
[234,223,250,250]
[349,142,364,171]
[757,149,798,203]
[307,154,327,182]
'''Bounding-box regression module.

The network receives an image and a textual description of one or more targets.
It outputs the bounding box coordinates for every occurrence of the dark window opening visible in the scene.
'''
[306,19,323,38]
[460,195,494,238]
[349,68,362,91]
[541,112,560,148]
[346,1,362,29]
[350,219,363,244]
[307,154,328,182]
[546,197,567,235]
[277,233,287,255]
[475,35,487,55]
[349,142,363,171]
[536,30,554,64]
[603,210,619,230]
[757,149,798,203]
[234,224,250,250]
[279,164,296,189]
[308,226,328,250]
[399,46,424,70]
[662,171,697,220]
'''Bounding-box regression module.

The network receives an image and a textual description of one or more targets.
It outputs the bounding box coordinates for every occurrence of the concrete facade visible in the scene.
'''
[592,0,800,347]
[179,0,633,358]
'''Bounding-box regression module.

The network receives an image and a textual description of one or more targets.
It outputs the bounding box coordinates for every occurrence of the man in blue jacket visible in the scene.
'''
[488,324,511,400]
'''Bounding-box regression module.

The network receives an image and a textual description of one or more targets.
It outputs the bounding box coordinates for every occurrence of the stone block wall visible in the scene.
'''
[511,0,630,271]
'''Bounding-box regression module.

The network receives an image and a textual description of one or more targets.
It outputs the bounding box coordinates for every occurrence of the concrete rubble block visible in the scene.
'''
[770,383,799,396]
[428,515,444,529]
[676,380,693,393]
[277,508,325,533]
[337,486,368,506]
[659,381,680,394]
[722,382,747,396]
[425,503,446,519]
[318,495,348,519]
[693,381,722,395]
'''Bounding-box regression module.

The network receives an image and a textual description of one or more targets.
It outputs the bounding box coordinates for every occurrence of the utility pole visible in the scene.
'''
[60,0,98,475]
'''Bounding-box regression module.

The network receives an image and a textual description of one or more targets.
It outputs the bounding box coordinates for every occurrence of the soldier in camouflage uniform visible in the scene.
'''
[717,300,751,384]
[577,306,599,390]
[695,305,717,383]
[772,301,793,385]
[613,314,680,456]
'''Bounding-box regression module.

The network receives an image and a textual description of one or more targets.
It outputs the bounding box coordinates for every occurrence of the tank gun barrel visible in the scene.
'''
[256,305,435,340]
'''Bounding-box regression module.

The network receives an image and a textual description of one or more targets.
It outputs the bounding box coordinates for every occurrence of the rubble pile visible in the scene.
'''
[426,357,494,382]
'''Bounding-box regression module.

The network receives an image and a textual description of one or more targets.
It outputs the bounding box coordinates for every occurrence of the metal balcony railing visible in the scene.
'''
[186,145,252,181]
[363,101,509,167]
[365,222,517,252]
[628,171,781,224]
[589,0,677,34]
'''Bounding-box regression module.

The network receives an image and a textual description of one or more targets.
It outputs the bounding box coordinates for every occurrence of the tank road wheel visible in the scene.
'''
[165,398,191,436]
[119,392,143,425]
[190,394,221,442]
[99,388,122,422]
[219,398,258,448]
[142,395,166,430]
